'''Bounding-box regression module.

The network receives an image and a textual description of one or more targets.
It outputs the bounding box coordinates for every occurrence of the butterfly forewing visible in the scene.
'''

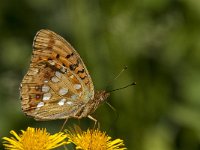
[20,29,94,120]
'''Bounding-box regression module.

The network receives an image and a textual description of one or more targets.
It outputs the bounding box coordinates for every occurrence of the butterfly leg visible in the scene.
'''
[60,118,68,132]
[88,115,100,129]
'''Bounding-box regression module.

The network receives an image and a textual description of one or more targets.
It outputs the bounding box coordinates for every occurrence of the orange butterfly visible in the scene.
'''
[20,29,109,123]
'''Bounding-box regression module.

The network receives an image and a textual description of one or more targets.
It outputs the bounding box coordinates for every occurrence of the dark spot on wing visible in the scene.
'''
[80,76,86,80]
[69,60,79,71]
[56,54,60,59]
[66,52,74,59]
[77,69,85,74]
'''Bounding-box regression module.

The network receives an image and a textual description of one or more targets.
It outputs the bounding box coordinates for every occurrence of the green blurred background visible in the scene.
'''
[1,0,200,149]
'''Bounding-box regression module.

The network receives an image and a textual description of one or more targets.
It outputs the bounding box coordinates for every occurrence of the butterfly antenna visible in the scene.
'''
[108,82,136,93]
[106,66,128,89]
[112,65,128,81]
[105,82,136,132]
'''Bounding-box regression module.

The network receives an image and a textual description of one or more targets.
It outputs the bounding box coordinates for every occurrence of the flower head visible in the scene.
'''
[3,127,67,150]
[66,126,126,150]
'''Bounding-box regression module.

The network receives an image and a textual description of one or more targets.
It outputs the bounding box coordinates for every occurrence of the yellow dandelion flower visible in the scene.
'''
[66,126,127,150]
[2,127,68,150]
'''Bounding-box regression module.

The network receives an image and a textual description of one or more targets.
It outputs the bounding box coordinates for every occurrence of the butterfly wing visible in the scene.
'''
[20,29,94,120]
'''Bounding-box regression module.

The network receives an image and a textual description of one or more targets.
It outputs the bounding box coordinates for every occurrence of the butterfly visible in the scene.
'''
[20,29,110,123]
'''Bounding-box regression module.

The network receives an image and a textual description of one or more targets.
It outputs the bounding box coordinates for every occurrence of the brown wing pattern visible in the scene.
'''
[20,29,94,120]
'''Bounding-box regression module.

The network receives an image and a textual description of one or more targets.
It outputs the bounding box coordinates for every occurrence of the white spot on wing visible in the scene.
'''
[66,101,73,105]
[74,84,81,90]
[48,60,55,65]
[29,68,39,75]
[42,85,50,92]
[44,80,48,83]
[58,98,66,106]
[60,67,67,73]
[37,102,44,108]
[51,76,59,83]
[55,71,62,78]
[43,93,51,101]
[71,94,78,100]
[70,75,74,78]
[59,88,68,96]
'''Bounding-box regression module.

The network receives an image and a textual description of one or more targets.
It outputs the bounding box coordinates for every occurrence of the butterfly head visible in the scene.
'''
[94,90,110,104]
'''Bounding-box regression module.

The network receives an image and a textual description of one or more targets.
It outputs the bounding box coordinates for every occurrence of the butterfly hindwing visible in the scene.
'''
[20,29,94,120]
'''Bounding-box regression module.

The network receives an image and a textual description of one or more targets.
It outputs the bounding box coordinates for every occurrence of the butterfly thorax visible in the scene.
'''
[76,90,110,118]
[91,90,110,109]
